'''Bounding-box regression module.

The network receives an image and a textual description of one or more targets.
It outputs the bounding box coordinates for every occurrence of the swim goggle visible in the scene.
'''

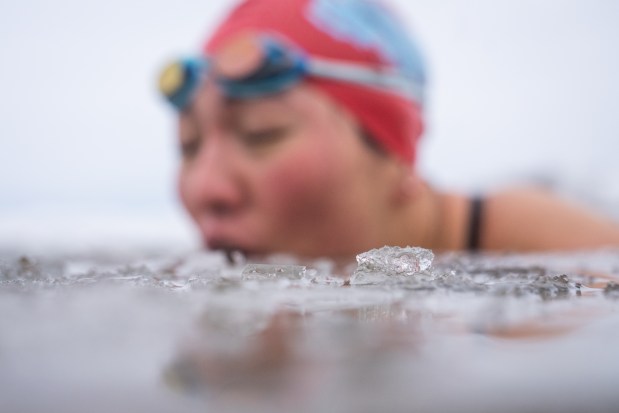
[158,34,423,111]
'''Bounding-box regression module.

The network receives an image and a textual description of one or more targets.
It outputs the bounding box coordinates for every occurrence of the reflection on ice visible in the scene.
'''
[605,281,619,298]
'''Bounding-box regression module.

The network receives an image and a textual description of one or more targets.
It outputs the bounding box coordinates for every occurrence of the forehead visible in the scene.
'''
[181,82,337,130]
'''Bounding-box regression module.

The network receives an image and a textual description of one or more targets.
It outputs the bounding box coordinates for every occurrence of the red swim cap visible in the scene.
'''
[204,0,425,163]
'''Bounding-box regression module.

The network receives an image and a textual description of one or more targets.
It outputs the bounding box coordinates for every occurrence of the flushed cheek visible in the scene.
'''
[256,147,342,231]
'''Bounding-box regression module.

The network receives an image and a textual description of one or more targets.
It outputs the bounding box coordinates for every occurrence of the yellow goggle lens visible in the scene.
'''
[159,62,185,97]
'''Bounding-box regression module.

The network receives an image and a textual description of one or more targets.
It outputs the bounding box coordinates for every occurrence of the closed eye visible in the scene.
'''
[240,126,290,146]
[180,138,201,159]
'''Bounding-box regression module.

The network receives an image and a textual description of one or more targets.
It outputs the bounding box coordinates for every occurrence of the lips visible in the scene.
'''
[198,217,263,256]
[205,238,249,254]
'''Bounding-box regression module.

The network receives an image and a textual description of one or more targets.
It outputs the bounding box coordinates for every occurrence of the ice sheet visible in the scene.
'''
[1,248,619,413]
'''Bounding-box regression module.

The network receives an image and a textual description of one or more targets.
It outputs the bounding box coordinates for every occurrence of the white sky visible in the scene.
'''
[1,0,618,249]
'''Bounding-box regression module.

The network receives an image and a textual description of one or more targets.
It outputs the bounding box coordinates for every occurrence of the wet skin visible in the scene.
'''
[177,81,407,258]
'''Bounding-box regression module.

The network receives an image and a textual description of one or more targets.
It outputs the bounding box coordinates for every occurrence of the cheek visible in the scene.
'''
[257,144,342,225]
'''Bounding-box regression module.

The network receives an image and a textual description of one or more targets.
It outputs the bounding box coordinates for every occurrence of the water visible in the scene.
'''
[2,248,619,413]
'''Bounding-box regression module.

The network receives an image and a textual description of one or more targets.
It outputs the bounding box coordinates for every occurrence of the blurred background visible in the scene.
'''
[1,0,618,253]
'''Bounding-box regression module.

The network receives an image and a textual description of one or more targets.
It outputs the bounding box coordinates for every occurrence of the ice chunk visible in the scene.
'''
[356,246,434,275]
[241,263,306,281]
[351,246,434,285]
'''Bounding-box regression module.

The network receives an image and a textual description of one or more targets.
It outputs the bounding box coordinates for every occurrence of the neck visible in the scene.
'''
[385,184,470,252]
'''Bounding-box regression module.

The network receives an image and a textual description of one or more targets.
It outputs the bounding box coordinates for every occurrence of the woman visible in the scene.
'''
[159,0,619,259]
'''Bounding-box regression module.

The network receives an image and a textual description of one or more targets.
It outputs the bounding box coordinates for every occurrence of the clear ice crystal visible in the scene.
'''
[241,263,306,281]
[351,246,434,285]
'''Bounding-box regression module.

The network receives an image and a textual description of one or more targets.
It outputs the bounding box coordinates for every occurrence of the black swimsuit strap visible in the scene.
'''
[467,196,484,251]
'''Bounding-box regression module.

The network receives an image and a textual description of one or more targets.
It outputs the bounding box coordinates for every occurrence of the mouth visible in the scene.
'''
[205,238,265,264]
[199,221,256,256]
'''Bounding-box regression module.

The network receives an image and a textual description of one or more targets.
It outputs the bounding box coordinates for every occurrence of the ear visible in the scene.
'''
[393,163,423,205]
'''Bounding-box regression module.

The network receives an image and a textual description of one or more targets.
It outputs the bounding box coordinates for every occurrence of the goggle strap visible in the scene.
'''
[307,58,423,103]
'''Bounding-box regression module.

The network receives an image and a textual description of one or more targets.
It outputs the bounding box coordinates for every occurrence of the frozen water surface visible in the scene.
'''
[2,248,619,413]
[241,263,307,282]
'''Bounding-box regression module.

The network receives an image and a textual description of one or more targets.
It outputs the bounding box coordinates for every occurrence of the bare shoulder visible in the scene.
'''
[481,186,619,251]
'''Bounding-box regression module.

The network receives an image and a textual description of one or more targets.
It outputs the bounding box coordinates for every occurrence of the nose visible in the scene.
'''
[180,134,246,221]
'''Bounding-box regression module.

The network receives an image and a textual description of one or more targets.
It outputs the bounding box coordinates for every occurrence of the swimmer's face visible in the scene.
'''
[177,82,404,258]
